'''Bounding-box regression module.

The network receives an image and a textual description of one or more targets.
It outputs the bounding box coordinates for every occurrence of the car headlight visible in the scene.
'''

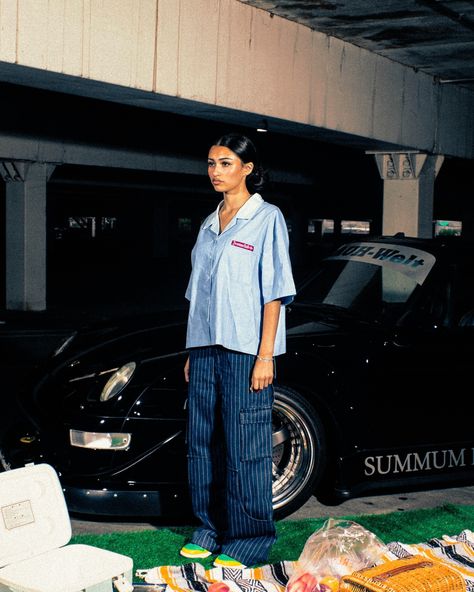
[70,430,131,450]
[100,362,136,402]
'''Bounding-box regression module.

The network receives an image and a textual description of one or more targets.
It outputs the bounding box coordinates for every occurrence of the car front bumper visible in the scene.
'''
[64,482,192,518]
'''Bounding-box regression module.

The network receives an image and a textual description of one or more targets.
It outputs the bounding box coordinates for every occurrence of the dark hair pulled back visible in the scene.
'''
[214,132,267,193]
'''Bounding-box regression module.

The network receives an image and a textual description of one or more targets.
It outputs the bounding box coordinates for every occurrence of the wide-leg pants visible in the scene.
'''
[186,345,276,566]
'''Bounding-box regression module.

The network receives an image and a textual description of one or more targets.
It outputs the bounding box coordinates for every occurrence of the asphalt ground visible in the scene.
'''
[70,484,474,536]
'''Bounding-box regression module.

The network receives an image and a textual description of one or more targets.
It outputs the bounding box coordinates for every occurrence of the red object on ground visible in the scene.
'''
[209,582,231,592]
[287,572,319,592]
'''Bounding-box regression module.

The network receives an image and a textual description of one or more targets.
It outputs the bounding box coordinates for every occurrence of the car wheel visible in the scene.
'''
[272,385,326,519]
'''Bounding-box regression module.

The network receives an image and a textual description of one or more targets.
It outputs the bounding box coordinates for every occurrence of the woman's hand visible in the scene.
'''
[250,358,274,392]
[252,300,280,392]
[184,356,190,383]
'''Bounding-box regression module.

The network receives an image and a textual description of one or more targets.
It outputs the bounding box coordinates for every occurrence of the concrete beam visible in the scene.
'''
[0,132,314,185]
[0,0,472,159]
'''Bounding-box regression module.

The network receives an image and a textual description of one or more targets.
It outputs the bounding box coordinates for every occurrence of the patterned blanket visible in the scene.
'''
[135,562,295,592]
[136,530,474,592]
[385,529,474,592]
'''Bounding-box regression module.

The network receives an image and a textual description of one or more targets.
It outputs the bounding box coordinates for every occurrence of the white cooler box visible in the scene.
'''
[0,464,133,592]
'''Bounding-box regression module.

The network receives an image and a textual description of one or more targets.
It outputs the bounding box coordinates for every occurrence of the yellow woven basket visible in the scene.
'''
[340,556,466,592]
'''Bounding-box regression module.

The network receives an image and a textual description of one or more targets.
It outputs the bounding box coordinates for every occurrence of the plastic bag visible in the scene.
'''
[286,519,388,592]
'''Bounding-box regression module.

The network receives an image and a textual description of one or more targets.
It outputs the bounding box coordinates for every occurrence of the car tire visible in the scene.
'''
[272,385,326,520]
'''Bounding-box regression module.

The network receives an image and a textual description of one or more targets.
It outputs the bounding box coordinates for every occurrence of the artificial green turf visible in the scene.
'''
[70,503,474,573]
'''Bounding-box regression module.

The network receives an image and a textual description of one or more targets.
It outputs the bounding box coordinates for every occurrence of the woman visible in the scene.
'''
[181,133,295,568]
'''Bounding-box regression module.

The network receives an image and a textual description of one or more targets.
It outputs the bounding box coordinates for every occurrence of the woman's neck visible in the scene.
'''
[222,190,252,212]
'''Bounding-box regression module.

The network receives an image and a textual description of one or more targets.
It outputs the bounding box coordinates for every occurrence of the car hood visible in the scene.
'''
[48,308,189,371]
[286,302,375,337]
[22,309,189,420]
[54,303,373,365]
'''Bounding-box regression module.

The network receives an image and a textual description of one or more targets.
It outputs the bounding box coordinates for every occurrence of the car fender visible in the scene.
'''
[275,351,350,463]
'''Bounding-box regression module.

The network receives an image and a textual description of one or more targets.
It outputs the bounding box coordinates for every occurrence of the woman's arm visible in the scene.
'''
[251,299,281,392]
[184,356,190,382]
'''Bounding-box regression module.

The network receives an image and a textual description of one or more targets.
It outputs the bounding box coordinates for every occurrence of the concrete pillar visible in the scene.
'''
[368,152,444,238]
[0,161,55,311]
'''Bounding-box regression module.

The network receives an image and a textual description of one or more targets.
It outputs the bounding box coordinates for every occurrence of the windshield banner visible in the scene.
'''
[327,242,436,284]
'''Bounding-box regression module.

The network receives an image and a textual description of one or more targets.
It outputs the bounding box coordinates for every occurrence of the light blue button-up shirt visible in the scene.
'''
[185,193,296,356]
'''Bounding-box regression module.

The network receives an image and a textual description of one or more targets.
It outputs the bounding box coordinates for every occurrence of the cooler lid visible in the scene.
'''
[0,544,133,592]
[0,463,71,567]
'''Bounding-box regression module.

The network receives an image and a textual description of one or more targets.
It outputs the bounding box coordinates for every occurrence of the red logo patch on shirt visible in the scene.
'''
[231,240,254,251]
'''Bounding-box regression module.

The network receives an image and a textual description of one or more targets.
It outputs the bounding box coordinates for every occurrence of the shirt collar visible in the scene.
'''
[235,193,263,219]
[204,193,263,232]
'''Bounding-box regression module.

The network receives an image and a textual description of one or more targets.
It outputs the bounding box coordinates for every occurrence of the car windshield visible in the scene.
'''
[297,242,436,320]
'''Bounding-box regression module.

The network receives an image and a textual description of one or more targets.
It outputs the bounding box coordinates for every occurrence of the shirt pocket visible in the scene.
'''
[226,241,257,286]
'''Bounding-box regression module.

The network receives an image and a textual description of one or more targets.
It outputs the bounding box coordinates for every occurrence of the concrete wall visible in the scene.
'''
[0,0,472,159]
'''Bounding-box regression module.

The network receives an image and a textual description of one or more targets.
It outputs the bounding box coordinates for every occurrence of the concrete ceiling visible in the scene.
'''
[1,0,473,155]
[240,0,474,89]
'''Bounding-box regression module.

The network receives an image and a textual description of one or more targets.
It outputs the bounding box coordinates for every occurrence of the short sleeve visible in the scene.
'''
[260,208,296,305]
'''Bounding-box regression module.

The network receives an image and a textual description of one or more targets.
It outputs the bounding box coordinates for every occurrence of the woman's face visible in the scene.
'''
[207,145,253,194]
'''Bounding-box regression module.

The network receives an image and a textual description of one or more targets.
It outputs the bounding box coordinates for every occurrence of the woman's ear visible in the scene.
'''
[243,162,254,176]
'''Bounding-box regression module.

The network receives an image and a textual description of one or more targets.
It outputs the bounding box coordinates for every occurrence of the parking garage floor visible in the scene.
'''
[71,484,474,535]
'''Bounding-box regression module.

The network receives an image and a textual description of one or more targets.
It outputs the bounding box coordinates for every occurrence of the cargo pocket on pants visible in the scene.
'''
[237,406,274,524]
[240,406,272,461]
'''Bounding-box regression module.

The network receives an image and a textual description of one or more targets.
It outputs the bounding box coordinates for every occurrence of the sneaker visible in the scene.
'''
[213,554,246,568]
[180,543,212,559]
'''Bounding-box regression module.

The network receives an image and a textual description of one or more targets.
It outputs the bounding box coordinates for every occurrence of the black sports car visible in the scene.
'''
[2,235,474,520]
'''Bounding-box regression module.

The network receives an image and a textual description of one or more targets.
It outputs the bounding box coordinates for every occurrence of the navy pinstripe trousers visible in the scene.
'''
[186,345,276,566]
